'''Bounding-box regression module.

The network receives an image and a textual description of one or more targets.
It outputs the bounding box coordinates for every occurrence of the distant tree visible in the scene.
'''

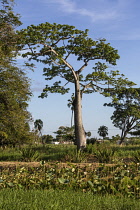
[111,134,121,142]
[42,134,53,144]
[67,93,75,127]
[98,125,108,139]
[34,119,43,137]
[105,88,140,144]
[54,126,75,142]
[18,22,134,150]
[85,131,91,137]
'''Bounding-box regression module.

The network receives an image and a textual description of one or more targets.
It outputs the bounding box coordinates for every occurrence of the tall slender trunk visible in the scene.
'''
[71,109,73,128]
[73,79,86,150]
[40,130,44,145]
[119,121,127,145]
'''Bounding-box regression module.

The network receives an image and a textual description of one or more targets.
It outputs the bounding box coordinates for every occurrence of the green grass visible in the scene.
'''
[0,141,139,163]
[0,142,139,207]
[0,148,21,161]
[0,189,139,210]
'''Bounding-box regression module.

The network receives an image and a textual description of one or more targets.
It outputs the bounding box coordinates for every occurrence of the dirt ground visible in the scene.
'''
[0,161,116,170]
[0,161,41,168]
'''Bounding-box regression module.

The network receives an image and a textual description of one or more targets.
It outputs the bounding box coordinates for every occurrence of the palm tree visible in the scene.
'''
[98,125,108,139]
[67,93,75,127]
[34,119,43,143]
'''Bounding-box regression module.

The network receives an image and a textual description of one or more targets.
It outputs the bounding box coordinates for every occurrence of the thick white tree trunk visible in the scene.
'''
[73,79,86,150]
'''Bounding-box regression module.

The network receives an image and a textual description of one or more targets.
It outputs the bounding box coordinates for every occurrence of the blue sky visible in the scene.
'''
[15,0,140,138]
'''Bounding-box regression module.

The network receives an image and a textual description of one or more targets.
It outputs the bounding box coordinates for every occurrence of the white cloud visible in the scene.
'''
[47,0,129,22]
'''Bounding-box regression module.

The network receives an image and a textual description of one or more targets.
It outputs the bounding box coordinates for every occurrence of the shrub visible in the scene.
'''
[133,151,140,163]
[87,138,97,145]
[0,163,139,198]
[20,147,40,162]
[62,149,87,163]
[93,144,116,163]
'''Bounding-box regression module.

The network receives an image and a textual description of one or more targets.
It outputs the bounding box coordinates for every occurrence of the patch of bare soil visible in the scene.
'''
[0,161,41,169]
[0,161,116,170]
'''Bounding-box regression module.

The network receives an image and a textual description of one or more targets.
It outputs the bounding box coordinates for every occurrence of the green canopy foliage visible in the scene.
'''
[0,0,21,65]
[17,22,134,98]
[0,64,32,146]
[54,126,75,142]
[0,0,33,146]
[42,134,53,143]
[17,22,135,149]
[105,88,140,143]
[34,119,43,135]
[98,125,108,139]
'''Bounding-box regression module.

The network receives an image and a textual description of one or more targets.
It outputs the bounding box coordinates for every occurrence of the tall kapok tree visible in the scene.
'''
[104,88,140,144]
[17,22,134,150]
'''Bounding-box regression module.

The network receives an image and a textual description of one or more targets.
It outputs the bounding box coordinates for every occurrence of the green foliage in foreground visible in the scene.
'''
[0,162,139,198]
[0,189,139,210]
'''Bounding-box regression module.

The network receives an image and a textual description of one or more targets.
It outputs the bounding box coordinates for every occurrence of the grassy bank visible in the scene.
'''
[0,189,139,210]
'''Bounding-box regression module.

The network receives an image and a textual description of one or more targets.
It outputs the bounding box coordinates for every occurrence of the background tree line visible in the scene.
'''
[0,0,33,147]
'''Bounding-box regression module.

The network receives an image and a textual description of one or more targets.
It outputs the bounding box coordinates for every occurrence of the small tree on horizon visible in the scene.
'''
[54,126,75,142]
[42,134,53,144]
[104,88,140,144]
[67,93,75,128]
[98,125,108,139]
[34,119,43,143]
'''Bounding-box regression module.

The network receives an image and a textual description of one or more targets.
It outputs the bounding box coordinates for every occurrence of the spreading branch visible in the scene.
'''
[40,42,78,81]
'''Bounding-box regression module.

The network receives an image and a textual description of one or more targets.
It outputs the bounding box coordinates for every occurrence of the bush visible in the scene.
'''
[20,147,40,162]
[87,138,97,145]
[93,144,116,163]
[0,163,139,198]
[133,151,140,163]
[62,148,87,163]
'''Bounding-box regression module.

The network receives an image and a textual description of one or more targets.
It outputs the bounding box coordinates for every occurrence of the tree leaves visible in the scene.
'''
[105,88,140,142]
[17,22,123,98]
[0,0,32,146]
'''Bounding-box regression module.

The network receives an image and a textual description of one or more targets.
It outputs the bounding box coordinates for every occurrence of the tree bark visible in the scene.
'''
[73,79,86,150]
[119,136,126,145]
[71,109,73,128]
[119,127,127,145]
